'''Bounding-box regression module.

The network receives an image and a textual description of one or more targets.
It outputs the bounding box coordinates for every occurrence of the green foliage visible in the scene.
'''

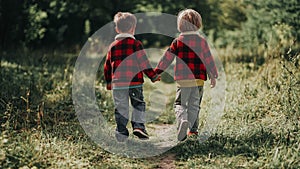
[0,0,221,49]
[1,43,300,167]
[24,4,48,43]
[1,0,300,168]
[1,50,299,168]
[216,0,299,62]
[0,50,76,130]
[217,0,247,30]
[1,0,299,52]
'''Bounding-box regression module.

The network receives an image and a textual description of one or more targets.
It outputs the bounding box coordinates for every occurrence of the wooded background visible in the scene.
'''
[1,0,298,52]
[0,1,299,168]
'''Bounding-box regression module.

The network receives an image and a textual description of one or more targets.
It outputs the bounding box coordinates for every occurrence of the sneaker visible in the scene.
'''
[115,132,129,142]
[133,128,149,140]
[177,120,189,141]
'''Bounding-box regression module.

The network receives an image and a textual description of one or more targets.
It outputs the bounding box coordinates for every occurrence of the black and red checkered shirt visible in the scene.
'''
[104,34,158,89]
[155,33,218,81]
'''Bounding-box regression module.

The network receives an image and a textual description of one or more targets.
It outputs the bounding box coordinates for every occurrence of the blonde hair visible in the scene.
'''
[177,9,202,32]
[114,12,137,33]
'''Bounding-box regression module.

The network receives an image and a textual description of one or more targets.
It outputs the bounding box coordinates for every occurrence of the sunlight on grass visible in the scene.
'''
[1,48,299,168]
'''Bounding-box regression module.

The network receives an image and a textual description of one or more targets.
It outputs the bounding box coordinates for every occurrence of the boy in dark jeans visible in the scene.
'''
[104,12,160,142]
[155,9,218,141]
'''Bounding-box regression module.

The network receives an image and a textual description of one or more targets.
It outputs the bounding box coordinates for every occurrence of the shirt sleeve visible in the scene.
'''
[104,49,112,84]
[135,41,158,81]
[155,39,177,74]
[202,40,218,79]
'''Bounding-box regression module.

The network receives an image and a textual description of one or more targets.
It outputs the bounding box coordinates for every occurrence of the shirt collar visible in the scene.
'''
[180,31,200,35]
[115,33,135,40]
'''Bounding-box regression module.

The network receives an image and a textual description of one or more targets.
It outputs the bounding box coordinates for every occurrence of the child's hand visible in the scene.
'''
[210,78,216,88]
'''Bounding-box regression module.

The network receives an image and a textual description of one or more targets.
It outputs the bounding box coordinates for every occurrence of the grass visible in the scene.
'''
[0,47,299,168]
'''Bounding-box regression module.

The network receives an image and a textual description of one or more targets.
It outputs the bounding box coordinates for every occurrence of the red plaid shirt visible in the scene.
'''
[155,33,218,81]
[104,34,158,89]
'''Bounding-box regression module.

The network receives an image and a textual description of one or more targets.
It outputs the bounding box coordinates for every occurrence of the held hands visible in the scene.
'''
[106,76,161,90]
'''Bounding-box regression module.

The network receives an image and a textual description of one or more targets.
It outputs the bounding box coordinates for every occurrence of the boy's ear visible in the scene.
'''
[131,26,136,34]
[115,27,120,33]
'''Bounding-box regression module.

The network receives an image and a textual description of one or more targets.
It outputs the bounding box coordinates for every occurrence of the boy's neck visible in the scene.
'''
[115,33,135,40]
[180,31,200,35]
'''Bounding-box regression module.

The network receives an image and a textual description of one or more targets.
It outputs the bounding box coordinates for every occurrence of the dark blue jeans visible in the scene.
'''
[113,87,146,136]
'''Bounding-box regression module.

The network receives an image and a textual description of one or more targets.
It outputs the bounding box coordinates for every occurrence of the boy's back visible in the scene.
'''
[105,35,158,89]
[156,33,218,82]
[154,9,218,141]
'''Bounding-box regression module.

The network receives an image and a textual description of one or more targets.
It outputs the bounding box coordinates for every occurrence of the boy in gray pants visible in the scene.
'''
[155,9,218,141]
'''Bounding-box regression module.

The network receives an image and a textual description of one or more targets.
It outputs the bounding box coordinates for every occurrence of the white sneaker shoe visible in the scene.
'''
[177,120,189,141]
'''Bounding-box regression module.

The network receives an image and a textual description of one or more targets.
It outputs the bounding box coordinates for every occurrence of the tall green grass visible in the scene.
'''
[0,45,299,168]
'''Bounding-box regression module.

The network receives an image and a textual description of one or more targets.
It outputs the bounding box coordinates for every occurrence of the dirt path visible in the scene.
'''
[147,124,177,149]
[157,153,176,169]
[146,124,177,169]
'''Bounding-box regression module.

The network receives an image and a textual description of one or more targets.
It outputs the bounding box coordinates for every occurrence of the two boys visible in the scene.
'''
[104,9,218,142]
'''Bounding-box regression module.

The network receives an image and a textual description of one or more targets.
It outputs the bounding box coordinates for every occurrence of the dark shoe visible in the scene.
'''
[115,131,129,142]
[177,120,189,141]
[133,128,149,140]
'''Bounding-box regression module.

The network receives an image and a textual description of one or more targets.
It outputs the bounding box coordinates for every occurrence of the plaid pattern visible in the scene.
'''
[155,34,218,81]
[104,36,157,88]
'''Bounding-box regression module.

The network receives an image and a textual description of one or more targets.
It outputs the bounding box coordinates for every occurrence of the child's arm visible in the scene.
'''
[155,39,177,75]
[202,40,218,88]
[135,41,160,82]
[104,51,112,90]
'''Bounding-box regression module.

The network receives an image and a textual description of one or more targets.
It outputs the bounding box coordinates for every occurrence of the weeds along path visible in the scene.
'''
[1,52,299,168]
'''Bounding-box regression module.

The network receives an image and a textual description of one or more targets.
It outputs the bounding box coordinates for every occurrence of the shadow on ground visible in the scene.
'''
[166,130,276,160]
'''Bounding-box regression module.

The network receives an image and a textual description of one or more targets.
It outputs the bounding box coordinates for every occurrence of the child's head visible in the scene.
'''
[114,12,137,34]
[177,9,202,32]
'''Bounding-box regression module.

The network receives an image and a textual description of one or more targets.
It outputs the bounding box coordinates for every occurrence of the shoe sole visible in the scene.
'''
[133,129,149,140]
[178,120,189,141]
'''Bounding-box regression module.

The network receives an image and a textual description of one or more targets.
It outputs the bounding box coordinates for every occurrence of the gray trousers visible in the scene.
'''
[174,86,203,133]
[113,87,146,136]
